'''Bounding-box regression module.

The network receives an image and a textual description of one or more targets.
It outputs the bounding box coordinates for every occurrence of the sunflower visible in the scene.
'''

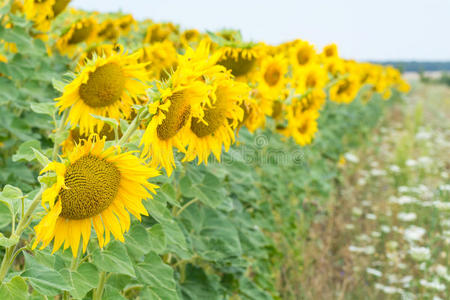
[144,23,178,44]
[240,89,273,133]
[293,63,328,95]
[289,40,317,69]
[180,29,201,47]
[140,41,224,175]
[24,0,71,32]
[329,74,361,104]
[117,14,135,34]
[324,57,345,77]
[217,46,259,78]
[61,123,120,154]
[56,17,97,56]
[56,46,149,135]
[32,137,159,257]
[76,43,119,69]
[140,40,178,81]
[97,19,120,42]
[182,77,248,164]
[295,89,326,112]
[286,108,319,146]
[322,43,338,58]
[257,54,288,99]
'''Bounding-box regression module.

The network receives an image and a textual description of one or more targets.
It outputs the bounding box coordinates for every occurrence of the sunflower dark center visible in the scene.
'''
[218,51,255,77]
[59,154,120,219]
[271,101,282,119]
[52,0,70,17]
[156,92,191,140]
[337,80,351,95]
[79,63,125,108]
[68,22,93,44]
[325,47,334,57]
[98,22,118,41]
[264,64,281,86]
[306,73,317,88]
[298,121,309,134]
[190,88,228,137]
[297,48,311,65]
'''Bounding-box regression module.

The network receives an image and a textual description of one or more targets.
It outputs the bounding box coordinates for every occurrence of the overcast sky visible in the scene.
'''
[72,0,450,61]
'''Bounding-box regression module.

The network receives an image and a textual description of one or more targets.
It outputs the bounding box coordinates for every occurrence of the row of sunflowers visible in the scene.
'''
[0,0,410,299]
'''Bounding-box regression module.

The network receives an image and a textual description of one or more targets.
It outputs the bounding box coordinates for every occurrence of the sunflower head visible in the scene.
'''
[62,123,121,154]
[23,0,71,32]
[182,76,248,164]
[56,46,149,135]
[57,17,97,55]
[117,14,135,34]
[293,63,328,95]
[322,43,338,58]
[217,46,259,78]
[140,41,178,81]
[286,108,320,146]
[329,75,361,104]
[257,54,288,99]
[33,136,159,256]
[97,19,120,41]
[180,29,201,47]
[290,40,317,68]
[144,22,178,44]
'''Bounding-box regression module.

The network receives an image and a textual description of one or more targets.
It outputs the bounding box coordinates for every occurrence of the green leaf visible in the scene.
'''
[0,202,12,229]
[179,176,195,198]
[22,252,72,296]
[179,265,222,300]
[103,285,127,300]
[134,252,179,300]
[0,184,23,217]
[31,147,50,167]
[62,263,99,299]
[92,241,135,277]
[30,103,56,117]
[0,276,29,300]
[12,140,41,162]
[0,185,23,200]
[90,114,119,128]
[148,224,166,255]
[0,232,19,248]
[192,173,226,208]
[52,78,66,93]
[154,183,179,207]
[145,199,189,258]
[181,206,242,261]
[239,277,272,300]
[124,223,152,259]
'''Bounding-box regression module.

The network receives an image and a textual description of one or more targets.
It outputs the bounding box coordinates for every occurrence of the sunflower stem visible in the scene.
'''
[0,188,43,282]
[93,271,107,300]
[118,114,140,146]
[52,109,69,160]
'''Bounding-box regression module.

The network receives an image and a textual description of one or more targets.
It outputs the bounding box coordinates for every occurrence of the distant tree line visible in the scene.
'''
[369,61,450,72]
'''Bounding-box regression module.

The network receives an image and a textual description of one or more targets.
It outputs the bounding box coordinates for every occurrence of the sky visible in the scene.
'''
[72,0,450,61]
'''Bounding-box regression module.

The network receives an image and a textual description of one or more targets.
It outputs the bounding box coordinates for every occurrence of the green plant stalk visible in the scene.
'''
[0,188,43,282]
[118,113,140,146]
[52,109,69,160]
[93,271,107,300]
[63,246,82,300]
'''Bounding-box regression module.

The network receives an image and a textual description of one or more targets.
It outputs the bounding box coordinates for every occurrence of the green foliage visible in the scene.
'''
[0,4,398,300]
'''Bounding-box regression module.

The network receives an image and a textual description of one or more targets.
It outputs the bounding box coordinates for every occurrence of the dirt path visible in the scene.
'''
[300,82,450,299]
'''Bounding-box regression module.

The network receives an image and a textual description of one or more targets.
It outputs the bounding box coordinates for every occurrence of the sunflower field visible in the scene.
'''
[0,1,412,299]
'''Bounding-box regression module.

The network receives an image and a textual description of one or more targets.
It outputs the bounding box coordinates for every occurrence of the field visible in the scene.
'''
[0,1,448,299]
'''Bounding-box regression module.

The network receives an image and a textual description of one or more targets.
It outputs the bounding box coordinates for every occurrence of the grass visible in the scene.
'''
[281,81,450,299]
